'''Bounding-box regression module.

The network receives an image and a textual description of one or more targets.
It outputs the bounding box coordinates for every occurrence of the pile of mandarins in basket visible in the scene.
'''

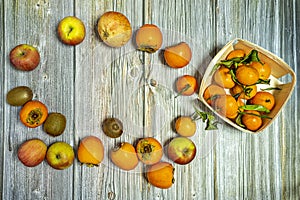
[203,49,276,132]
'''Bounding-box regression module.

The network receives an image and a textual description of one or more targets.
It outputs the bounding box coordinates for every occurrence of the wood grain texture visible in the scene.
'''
[1,0,299,199]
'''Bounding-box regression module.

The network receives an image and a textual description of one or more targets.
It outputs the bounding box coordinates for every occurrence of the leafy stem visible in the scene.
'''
[192,107,219,130]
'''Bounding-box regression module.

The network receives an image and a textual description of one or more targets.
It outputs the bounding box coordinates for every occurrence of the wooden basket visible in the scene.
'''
[199,38,296,134]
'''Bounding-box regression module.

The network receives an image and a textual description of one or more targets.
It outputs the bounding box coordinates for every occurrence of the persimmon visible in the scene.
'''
[241,110,262,131]
[110,142,139,171]
[235,65,259,85]
[77,136,104,167]
[203,84,226,105]
[249,91,275,111]
[175,75,198,96]
[175,116,196,137]
[213,66,235,88]
[19,100,48,128]
[164,42,192,68]
[213,94,238,119]
[250,61,271,80]
[230,84,257,100]
[135,24,163,53]
[146,162,174,189]
[136,137,163,165]
[226,49,245,60]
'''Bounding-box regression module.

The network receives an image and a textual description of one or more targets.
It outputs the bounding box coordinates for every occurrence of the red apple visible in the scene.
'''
[57,16,85,45]
[17,139,47,167]
[167,137,196,165]
[9,44,40,71]
[46,141,75,170]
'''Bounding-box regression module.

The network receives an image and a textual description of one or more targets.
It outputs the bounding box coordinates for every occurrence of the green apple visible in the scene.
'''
[46,141,75,170]
[167,137,196,165]
[9,44,40,71]
[57,16,85,45]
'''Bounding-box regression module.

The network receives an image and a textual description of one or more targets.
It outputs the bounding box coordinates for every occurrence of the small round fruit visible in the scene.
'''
[250,61,271,80]
[242,110,262,131]
[136,137,163,165]
[230,84,257,100]
[9,44,40,71]
[175,116,196,137]
[77,136,104,166]
[146,162,175,189]
[102,117,123,138]
[135,24,163,53]
[6,86,33,106]
[203,84,226,105]
[19,100,48,128]
[249,91,275,111]
[110,142,139,171]
[57,16,86,45]
[235,65,259,85]
[167,137,196,165]
[46,142,75,170]
[43,113,67,137]
[164,42,192,68]
[97,11,132,47]
[213,94,238,119]
[175,75,198,96]
[226,49,245,60]
[18,139,47,167]
[213,66,235,89]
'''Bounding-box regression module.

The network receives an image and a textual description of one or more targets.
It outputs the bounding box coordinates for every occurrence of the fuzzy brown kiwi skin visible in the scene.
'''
[43,113,67,137]
[102,118,123,138]
[6,86,33,106]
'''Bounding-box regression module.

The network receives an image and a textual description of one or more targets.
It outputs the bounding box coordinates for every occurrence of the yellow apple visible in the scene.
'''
[57,16,85,45]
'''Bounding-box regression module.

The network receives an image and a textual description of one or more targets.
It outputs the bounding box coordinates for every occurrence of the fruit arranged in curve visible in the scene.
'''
[77,136,104,167]
[110,142,139,171]
[18,139,47,167]
[146,162,175,189]
[19,100,48,128]
[46,141,75,170]
[9,44,40,71]
[6,86,33,106]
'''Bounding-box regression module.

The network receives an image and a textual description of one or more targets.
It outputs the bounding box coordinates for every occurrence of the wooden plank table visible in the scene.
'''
[1,0,299,199]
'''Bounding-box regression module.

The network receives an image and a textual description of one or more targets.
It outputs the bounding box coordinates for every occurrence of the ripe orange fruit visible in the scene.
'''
[77,136,104,166]
[241,110,262,131]
[226,49,246,60]
[249,91,275,111]
[213,94,239,119]
[230,84,257,100]
[175,116,196,137]
[203,84,226,105]
[146,162,174,189]
[235,65,259,85]
[164,42,192,68]
[213,66,235,88]
[136,137,163,165]
[110,142,139,171]
[250,61,271,80]
[175,75,198,96]
[135,24,163,53]
[19,100,48,128]
[236,97,245,112]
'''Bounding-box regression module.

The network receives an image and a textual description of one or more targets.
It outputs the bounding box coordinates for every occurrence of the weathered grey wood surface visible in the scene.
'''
[1,0,299,199]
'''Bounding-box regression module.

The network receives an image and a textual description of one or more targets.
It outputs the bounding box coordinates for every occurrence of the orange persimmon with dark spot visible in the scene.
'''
[19,100,48,128]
